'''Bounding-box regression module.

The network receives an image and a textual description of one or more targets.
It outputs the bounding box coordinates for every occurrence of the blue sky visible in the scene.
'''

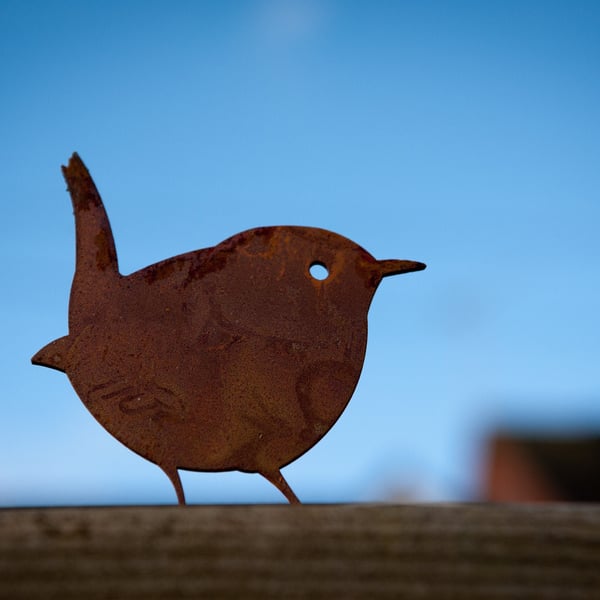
[1,0,599,505]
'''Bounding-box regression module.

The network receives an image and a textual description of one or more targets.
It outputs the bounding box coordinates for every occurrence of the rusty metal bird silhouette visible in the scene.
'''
[32,153,426,504]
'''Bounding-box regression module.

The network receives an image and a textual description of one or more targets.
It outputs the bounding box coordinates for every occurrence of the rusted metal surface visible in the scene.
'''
[32,153,426,504]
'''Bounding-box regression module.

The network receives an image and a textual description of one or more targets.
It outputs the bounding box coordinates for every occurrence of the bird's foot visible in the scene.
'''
[162,466,186,505]
[261,469,300,504]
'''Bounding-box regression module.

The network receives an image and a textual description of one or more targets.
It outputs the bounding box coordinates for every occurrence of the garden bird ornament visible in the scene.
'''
[32,153,426,504]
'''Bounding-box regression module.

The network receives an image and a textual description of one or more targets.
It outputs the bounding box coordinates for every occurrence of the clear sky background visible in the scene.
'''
[1,0,599,505]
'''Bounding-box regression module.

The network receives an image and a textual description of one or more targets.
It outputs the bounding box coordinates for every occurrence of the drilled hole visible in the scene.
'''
[309,262,329,281]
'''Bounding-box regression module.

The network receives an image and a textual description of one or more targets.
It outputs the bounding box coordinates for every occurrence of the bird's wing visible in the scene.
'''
[31,336,71,372]
[117,382,185,418]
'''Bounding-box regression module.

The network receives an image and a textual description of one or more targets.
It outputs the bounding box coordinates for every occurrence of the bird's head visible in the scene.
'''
[281,226,425,312]
[206,226,425,344]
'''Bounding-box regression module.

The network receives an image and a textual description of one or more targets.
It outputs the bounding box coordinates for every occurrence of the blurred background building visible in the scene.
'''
[483,432,600,502]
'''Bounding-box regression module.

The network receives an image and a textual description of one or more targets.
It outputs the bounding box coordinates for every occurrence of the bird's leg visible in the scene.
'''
[162,466,186,505]
[261,469,301,504]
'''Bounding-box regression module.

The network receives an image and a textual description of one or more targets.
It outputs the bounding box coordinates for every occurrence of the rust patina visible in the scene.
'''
[32,153,426,503]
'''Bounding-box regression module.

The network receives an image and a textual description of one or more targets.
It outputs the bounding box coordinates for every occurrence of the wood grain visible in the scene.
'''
[1,504,599,599]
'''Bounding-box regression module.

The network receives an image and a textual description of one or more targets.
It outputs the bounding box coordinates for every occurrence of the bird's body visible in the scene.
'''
[33,154,425,503]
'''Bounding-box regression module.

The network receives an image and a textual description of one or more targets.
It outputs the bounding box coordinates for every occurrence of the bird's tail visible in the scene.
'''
[32,154,119,371]
[62,153,119,282]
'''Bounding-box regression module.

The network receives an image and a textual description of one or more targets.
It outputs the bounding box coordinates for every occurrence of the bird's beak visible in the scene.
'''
[377,259,427,278]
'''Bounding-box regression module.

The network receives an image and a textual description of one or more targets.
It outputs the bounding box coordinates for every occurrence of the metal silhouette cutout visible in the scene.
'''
[32,153,426,504]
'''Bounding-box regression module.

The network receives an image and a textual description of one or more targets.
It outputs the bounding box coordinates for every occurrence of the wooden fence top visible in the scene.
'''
[1,503,599,599]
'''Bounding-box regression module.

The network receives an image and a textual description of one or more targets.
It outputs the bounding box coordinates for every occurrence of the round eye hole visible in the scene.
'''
[309,261,329,281]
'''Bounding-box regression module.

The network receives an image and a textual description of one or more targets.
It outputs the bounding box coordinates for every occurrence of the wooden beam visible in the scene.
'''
[1,504,599,598]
